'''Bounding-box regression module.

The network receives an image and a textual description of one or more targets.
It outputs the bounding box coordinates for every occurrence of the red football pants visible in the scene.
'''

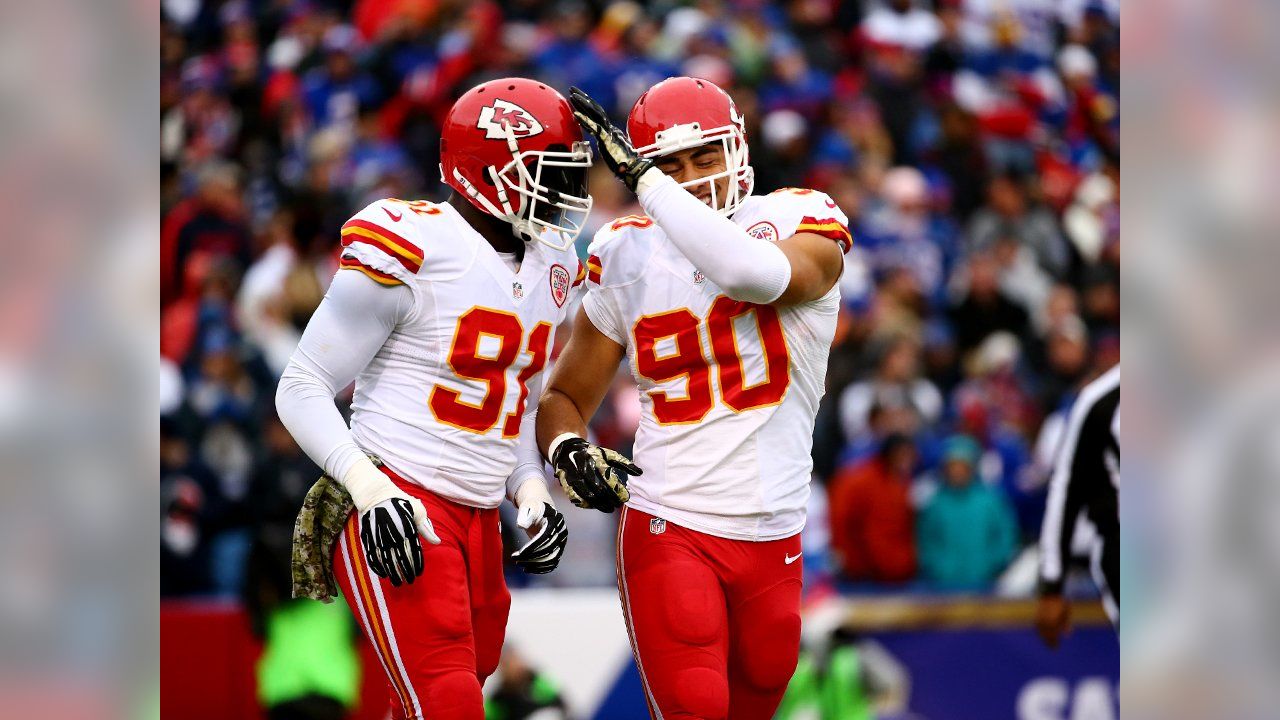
[617,507,804,720]
[332,468,510,720]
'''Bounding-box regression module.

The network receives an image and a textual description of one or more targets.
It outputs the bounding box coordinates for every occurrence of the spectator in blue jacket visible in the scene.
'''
[917,435,1018,591]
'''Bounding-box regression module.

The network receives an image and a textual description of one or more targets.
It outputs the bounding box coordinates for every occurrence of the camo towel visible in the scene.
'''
[291,474,355,602]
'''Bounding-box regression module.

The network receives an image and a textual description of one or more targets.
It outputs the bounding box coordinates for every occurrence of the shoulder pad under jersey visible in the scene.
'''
[338,199,435,285]
[584,214,660,288]
[753,187,854,254]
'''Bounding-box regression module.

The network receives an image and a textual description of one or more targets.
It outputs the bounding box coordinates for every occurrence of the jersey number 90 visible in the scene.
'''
[632,297,790,424]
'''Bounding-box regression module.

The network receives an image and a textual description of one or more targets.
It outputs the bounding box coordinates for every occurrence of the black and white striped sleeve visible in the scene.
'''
[1038,365,1121,594]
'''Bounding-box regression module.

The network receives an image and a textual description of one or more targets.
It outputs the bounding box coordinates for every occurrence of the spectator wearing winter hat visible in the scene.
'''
[162,161,252,307]
[861,0,942,53]
[1056,43,1118,163]
[861,166,958,307]
[916,435,1018,591]
[753,109,812,190]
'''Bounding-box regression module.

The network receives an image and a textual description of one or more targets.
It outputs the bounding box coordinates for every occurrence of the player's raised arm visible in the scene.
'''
[535,307,641,512]
[568,86,844,307]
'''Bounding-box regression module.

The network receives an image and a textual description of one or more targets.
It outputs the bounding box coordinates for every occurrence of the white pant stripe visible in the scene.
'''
[618,507,664,720]
[365,543,424,719]
[339,531,407,715]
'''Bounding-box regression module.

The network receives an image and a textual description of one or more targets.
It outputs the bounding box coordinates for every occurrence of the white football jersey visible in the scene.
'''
[581,188,851,541]
[339,198,584,508]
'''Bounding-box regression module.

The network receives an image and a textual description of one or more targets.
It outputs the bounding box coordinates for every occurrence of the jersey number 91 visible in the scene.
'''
[430,307,551,437]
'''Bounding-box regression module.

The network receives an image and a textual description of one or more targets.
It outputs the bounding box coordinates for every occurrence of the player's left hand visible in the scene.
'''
[568,87,654,193]
[511,502,568,574]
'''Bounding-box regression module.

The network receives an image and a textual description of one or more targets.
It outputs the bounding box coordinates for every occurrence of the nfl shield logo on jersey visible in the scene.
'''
[650,517,667,535]
[746,221,779,243]
[512,281,524,300]
[549,264,571,307]
[693,270,705,284]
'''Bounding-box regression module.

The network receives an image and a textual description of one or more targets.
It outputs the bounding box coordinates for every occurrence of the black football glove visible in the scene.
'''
[552,437,641,513]
[511,502,569,574]
[568,86,655,193]
[359,497,426,587]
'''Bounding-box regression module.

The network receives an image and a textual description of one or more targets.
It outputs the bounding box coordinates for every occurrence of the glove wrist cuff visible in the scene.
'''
[547,432,582,464]
[633,166,669,196]
[340,458,396,513]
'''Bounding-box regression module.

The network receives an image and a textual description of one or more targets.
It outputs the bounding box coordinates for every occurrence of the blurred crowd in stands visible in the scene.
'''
[161,0,1120,601]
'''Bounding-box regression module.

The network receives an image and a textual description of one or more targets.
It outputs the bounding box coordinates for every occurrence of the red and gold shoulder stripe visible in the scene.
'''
[795,216,853,254]
[609,215,653,231]
[339,255,404,286]
[573,259,587,288]
[586,254,603,284]
[340,219,424,274]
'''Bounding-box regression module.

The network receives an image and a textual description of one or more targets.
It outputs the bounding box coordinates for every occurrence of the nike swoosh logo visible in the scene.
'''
[383,207,403,222]
[784,553,801,565]
[824,198,837,208]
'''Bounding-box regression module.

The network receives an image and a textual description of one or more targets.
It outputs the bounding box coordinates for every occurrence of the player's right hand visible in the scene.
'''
[359,496,433,587]
[550,435,641,513]
[568,86,654,193]
[343,459,441,587]
[1035,593,1072,649]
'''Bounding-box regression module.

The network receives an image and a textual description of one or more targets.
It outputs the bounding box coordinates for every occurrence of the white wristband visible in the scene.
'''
[633,166,667,196]
[339,457,399,514]
[547,432,581,463]
[512,476,554,513]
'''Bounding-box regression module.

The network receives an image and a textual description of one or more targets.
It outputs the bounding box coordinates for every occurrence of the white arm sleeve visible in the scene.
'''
[505,371,554,507]
[636,169,792,304]
[275,269,412,481]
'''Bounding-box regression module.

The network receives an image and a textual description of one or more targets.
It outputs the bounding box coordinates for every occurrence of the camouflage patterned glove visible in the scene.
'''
[549,435,641,513]
[569,86,655,193]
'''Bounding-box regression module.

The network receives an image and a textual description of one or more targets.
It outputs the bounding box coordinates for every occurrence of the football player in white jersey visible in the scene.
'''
[275,78,593,720]
[534,77,853,720]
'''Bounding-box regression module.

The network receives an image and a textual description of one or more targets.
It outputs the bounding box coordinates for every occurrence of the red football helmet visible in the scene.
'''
[627,76,754,217]
[440,78,593,250]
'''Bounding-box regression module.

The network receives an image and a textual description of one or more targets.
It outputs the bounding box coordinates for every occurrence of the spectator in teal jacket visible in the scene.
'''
[917,435,1018,590]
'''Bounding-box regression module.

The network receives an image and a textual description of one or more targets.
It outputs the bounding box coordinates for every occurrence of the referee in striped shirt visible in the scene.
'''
[1036,365,1120,647]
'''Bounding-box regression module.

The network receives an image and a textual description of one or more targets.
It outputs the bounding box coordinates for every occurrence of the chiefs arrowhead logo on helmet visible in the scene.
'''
[440,79,592,251]
[477,99,545,140]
